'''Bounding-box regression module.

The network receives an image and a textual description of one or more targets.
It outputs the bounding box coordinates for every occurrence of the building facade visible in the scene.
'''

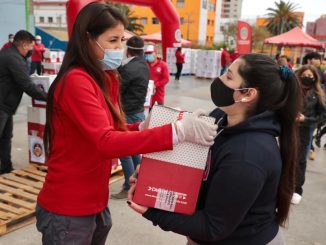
[130,0,222,46]
[33,0,67,28]
[215,0,243,44]
[306,15,326,42]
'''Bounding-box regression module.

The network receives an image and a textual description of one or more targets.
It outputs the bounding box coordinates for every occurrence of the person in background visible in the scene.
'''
[111,36,149,199]
[175,47,185,83]
[128,54,302,245]
[277,55,289,68]
[303,52,326,85]
[35,3,217,244]
[220,47,230,75]
[292,65,326,205]
[0,30,47,174]
[1,34,14,50]
[144,44,170,107]
[30,35,46,75]
[286,57,293,69]
[302,52,326,160]
[230,48,240,63]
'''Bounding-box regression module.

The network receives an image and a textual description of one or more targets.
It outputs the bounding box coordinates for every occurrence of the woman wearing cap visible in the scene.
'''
[30,35,46,75]
[292,65,326,205]
[129,54,302,245]
[144,44,170,107]
[35,3,217,244]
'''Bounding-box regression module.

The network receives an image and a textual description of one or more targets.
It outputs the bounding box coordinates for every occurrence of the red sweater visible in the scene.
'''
[175,50,185,64]
[31,43,45,62]
[37,68,173,216]
[148,59,170,105]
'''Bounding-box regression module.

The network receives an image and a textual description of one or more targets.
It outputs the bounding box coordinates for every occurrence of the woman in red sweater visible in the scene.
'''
[175,47,185,83]
[35,3,217,245]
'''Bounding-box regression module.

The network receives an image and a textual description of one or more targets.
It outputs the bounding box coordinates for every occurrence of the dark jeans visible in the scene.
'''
[30,61,42,75]
[295,126,314,195]
[36,204,112,245]
[175,63,183,80]
[120,112,145,190]
[0,110,13,171]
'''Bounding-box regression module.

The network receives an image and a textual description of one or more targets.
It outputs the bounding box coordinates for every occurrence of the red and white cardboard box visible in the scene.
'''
[133,105,215,215]
[57,51,65,62]
[27,106,46,164]
[31,75,56,107]
[43,62,62,75]
[44,50,58,63]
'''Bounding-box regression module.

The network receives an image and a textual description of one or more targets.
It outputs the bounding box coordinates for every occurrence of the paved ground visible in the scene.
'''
[0,76,325,244]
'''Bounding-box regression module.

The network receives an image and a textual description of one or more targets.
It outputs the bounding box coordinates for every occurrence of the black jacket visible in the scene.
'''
[118,56,149,115]
[0,45,47,115]
[143,109,282,245]
[301,89,326,128]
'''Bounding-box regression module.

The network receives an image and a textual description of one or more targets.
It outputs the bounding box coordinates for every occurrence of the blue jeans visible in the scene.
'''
[120,112,145,190]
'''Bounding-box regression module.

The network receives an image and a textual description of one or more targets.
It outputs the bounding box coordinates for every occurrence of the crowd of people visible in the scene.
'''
[0,2,325,244]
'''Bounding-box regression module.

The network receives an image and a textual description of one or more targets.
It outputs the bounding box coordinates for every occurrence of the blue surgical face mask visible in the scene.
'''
[96,41,124,70]
[145,54,155,63]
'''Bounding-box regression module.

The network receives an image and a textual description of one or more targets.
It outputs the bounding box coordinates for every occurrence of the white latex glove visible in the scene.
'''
[138,112,151,131]
[175,115,217,146]
[193,108,210,117]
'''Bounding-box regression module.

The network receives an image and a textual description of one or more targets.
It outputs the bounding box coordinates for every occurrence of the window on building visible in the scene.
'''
[180,17,185,24]
[176,0,185,8]
[140,17,148,25]
[40,16,44,23]
[207,20,210,25]
[202,0,207,9]
[56,16,62,24]
[212,20,215,26]
[48,17,53,23]
[152,17,159,24]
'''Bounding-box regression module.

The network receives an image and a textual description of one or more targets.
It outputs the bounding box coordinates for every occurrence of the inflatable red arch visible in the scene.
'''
[66,0,181,61]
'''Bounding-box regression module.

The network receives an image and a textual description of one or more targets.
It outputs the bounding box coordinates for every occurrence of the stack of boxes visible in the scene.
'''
[166,48,192,75]
[195,50,222,78]
[166,48,221,78]
[28,75,56,164]
[43,50,64,75]
[190,49,198,75]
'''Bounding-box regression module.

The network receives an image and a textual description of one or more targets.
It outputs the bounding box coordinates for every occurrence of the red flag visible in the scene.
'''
[237,21,252,55]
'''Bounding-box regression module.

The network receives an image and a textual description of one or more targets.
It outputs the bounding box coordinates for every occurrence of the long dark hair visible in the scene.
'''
[295,64,325,105]
[44,2,127,154]
[238,54,302,226]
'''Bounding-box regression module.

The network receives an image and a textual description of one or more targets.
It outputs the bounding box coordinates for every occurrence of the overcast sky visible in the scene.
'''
[241,0,326,27]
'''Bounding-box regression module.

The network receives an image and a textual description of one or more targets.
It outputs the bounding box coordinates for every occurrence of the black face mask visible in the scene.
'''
[25,49,33,58]
[301,77,315,86]
[210,77,249,107]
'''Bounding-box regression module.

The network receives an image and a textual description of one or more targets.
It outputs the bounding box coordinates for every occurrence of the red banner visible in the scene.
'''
[237,21,252,55]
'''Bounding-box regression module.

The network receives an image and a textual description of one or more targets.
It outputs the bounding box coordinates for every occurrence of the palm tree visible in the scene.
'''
[106,3,144,34]
[265,0,301,35]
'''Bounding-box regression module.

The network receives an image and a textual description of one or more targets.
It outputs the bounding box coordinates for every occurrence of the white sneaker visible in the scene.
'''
[291,193,302,205]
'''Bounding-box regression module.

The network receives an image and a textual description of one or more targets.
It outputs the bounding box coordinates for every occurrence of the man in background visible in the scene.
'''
[0,30,47,173]
[30,35,46,75]
[1,34,14,50]
[144,44,170,107]
[111,36,149,199]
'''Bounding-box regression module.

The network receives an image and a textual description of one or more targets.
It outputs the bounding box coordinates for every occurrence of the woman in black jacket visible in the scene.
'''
[128,54,302,245]
[292,65,326,205]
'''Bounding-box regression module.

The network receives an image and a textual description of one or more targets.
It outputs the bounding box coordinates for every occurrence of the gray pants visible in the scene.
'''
[36,204,112,245]
[186,228,284,245]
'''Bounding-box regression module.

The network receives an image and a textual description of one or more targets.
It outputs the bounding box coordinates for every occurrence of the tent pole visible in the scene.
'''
[300,47,305,65]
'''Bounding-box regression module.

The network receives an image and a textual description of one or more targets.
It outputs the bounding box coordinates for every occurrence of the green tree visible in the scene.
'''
[106,3,144,34]
[265,0,301,35]
[252,26,272,52]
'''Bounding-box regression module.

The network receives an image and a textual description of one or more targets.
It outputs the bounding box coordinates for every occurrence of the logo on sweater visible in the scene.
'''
[156,67,161,73]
